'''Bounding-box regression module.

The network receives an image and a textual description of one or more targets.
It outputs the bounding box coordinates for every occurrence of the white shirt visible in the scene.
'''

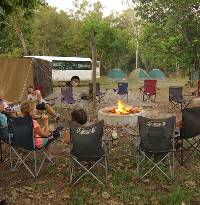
[27,90,46,103]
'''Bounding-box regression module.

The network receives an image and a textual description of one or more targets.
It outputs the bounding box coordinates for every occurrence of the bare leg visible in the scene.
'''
[45,104,56,116]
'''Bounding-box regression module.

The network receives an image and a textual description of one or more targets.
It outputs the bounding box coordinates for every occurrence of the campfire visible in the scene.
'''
[110,100,141,115]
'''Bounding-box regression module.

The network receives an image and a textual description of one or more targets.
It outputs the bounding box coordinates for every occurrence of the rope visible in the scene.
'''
[19,61,32,101]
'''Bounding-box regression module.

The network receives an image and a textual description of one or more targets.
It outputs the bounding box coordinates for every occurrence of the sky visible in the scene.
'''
[45,0,130,16]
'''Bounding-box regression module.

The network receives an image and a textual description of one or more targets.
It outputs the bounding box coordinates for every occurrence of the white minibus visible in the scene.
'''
[25,56,100,86]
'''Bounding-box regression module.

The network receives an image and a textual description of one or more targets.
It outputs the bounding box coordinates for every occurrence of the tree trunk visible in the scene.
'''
[92,30,97,109]
[14,22,28,55]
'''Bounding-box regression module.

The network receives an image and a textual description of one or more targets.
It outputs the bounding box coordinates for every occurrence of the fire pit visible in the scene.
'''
[98,100,145,127]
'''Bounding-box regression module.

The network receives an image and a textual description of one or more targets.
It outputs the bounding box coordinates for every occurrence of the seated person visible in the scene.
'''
[0,89,13,110]
[20,101,62,159]
[0,99,9,143]
[27,85,60,121]
[63,109,87,143]
[0,99,8,127]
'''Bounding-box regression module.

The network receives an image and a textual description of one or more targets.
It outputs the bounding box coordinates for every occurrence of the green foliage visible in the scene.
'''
[134,0,200,72]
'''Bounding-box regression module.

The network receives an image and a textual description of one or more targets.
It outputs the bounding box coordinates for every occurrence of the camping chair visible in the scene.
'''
[61,87,76,107]
[113,82,128,102]
[191,80,200,97]
[136,116,176,180]
[176,108,200,165]
[169,86,189,112]
[68,120,108,185]
[139,80,157,102]
[8,116,62,178]
[89,83,107,103]
[0,126,9,162]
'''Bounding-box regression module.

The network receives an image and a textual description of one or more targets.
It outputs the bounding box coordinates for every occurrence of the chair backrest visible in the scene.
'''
[89,83,100,96]
[9,116,35,150]
[169,86,183,101]
[197,81,200,96]
[144,80,157,94]
[69,120,104,160]
[138,116,176,152]
[181,107,200,139]
[61,87,75,104]
[117,82,128,95]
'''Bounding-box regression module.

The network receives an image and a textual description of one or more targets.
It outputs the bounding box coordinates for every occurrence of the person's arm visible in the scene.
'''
[36,90,43,102]
[34,114,50,137]
[63,129,70,143]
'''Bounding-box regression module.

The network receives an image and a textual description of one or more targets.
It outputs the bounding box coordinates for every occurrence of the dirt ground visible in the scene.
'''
[0,78,200,205]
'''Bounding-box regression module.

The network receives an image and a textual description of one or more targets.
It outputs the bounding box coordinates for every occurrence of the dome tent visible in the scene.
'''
[191,72,199,81]
[107,68,127,80]
[129,68,150,80]
[149,68,165,80]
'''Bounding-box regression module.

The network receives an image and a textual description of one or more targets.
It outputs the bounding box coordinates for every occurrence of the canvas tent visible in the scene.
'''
[0,57,53,101]
[129,68,150,81]
[149,68,165,80]
[107,68,127,80]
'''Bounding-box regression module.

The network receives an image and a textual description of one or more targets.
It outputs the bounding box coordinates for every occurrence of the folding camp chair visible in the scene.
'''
[113,82,128,102]
[89,83,107,103]
[136,116,176,180]
[68,120,108,185]
[61,87,76,107]
[139,80,157,102]
[176,108,200,165]
[8,116,62,178]
[191,80,200,97]
[169,86,189,112]
[0,126,9,162]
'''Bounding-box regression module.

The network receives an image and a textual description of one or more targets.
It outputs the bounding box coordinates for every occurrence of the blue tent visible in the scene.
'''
[149,69,165,80]
[107,68,127,80]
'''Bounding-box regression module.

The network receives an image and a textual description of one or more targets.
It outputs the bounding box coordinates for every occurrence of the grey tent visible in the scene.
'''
[129,68,150,81]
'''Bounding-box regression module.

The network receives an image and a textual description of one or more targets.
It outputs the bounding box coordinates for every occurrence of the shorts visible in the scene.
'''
[42,138,48,146]
[36,102,46,110]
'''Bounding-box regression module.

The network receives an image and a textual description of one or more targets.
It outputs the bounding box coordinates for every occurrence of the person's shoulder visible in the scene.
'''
[33,119,40,128]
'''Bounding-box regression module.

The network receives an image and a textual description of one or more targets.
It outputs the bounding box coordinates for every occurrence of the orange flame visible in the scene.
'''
[115,100,132,114]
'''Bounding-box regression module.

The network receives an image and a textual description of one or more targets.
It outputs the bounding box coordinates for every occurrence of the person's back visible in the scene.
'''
[63,109,88,143]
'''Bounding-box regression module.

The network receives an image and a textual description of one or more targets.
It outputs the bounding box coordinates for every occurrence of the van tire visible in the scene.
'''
[71,77,80,87]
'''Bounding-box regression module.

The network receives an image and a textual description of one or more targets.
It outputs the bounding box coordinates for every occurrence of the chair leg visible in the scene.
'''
[136,150,140,179]
[105,157,108,184]
[172,151,175,179]
[34,151,37,177]
[180,139,184,165]
[69,158,73,184]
